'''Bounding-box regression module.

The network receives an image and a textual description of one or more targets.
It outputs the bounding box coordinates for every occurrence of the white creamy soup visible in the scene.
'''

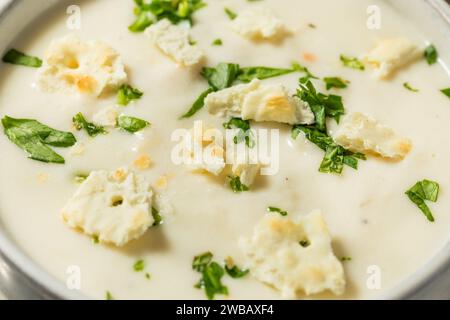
[0,0,449,300]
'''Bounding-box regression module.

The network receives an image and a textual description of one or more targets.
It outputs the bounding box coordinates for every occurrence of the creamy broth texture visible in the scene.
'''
[0,0,449,300]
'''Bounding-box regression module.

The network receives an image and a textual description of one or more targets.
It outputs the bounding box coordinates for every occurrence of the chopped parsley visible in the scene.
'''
[129,0,207,32]
[73,113,107,137]
[323,77,349,90]
[152,206,163,226]
[238,63,304,83]
[299,240,310,248]
[267,206,288,216]
[74,173,89,183]
[296,78,345,132]
[424,44,438,65]
[292,125,366,174]
[225,264,249,279]
[1,116,76,164]
[228,176,249,193]
[212,38,223,46]
[2,49,42,68]
[405,179,440,222]
[117,115,150,133]
[105,291,114,300]
[223,117,255,148]
[403,82,419,92]
[193,252,228,300]
[117,84,144,106]
[440,88,450,99]
[133,259,145,272]
[182,62,317,118]
[181,88,214,118]
[92,235,100,244]
[224,8,237,20]
[340,256,352,262]
[340,55,365,71]
[145,273,151,280]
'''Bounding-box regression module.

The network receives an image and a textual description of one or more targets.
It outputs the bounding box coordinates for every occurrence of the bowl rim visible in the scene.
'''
[0,0,449,300]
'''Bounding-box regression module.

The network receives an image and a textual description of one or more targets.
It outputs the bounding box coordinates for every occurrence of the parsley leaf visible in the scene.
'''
[1,116,76,164]
[128,9,153,32]
[224,8,237,20]
[105,291,114,300]
[238,66,296,83]
[117,85,144,106]
[117,115,150,133]
[225,265,249,278]
[424,44,438,65]
[2,49,42,68]
[181,88,214,118]
[296,78,345,132]
[292,125,366,174]
[405,180,439,222]
[133,259,145,272]
[152,206,163,226]
[267,206,288,216]
[223,117,255,148]
[201,63,241,91]
[340,55,365,71]
[291,62,319,80]
[323,77,349,90]
[193,253,228,300]
[212,38,223,46]
[73,113,107,137]
[440,88,450,99]
[129,0,207,31]
[228,176,249,193]
[403,82,419,92]
[193,252,213,272]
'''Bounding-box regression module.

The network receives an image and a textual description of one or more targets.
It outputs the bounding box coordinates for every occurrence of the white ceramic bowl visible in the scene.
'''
[0,0,449,300]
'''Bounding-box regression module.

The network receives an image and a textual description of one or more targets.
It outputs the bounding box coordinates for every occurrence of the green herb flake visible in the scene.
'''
[180,88,214,118]
[133,259,145,272]
[323,77,349,90]
[105,291,114,300]
[1,116,76,164]
[2,49,42,68]
[440,88,450,99]
[92,235,100,244]
[340,55,365,71]
[340,256,352,262]
[238,66,295,83]
[129,0,206,31]
[299,240,310,248]
[193,252,213,272]
[152,206,163,226]
[212,38,223,46]
[223,117,255,148]
[145,273,151,280]
[292,125,366,174]
[193,253,228,300]
[224,8,237,20]
[267,206,288,216]
[403,82,419,92]
[201,63,241,91]
[117,85,144,106]
[296,78,345,132]
[128,10,153,32]
[228,176,249,193]
[424,44,438,65]
[117,115,150,133]
[73,113,107,137]
[225,265,249,279]
[405,179,440,222]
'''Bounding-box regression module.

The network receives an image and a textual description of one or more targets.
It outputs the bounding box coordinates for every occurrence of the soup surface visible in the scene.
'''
[0,0,449,300]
